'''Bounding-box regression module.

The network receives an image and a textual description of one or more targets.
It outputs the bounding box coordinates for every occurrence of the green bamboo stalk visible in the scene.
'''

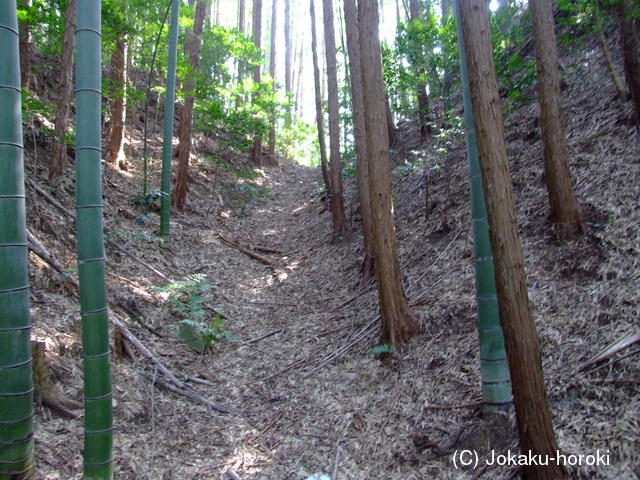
[75,1,113,478]
[453,0,512,411]
[159,0,180,249]
[0,2,35,478]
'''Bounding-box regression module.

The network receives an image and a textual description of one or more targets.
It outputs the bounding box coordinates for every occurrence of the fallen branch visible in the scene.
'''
[578,330,640,372]
[138,371,229,414]
[215,231,275,266]
[110,314,183,389]
[28,179,173,283]
[249,243,285,254]
[226,469,243,480]
[27,229,78,287]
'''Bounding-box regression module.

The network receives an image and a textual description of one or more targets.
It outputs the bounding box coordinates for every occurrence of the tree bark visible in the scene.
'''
[310,0,332,191]
[409,0,431,140]
[345,0,375,285]
[173,0,209,210]
[358,0,418,348]
[49,0,76,181]
[530,0,583,239]
[459,0,567,477]
[616,0,640,124]
[323,0,349,236]
[252,0,263,167]
[284,0,292,127]
[267,0,278,166]
[18,0,32,91]
[106,37,128,170]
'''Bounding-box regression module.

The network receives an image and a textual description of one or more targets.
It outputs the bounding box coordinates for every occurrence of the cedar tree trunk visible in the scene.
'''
[459,0,567,478]
[106,37,128,170]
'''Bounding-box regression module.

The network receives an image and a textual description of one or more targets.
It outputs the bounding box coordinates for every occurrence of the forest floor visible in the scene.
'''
[25,36,640,480]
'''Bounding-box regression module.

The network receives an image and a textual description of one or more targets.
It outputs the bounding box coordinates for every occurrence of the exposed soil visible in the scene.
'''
[24,29,640,480]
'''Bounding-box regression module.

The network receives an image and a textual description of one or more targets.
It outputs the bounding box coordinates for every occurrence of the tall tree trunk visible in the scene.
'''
[458,0,567,477]
[49,0,76,182]
[310,0,332,191]
[442,0,452,115]
[454,0,512,411]
[359,0,418,348]
[345,0,375,285]
[284,0,292,127]
[173,0,209,210]
[159,0,181,248]
[267,0,278,165]
[295,35,304,117]
[106,37,128,170]
[598,29,627,103]
[323,0,349,236]
[385,95,396,146]
[18,0,32,91]
[252,0,263,166]
[616,0,640,124]
[409,0,430,140]
[75,0,114,477]
[0,4,35,478]
[530,0,583,239]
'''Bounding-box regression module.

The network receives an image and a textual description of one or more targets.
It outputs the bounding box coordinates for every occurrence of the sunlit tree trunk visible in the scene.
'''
[252,0,263,166]
[173,0,209,210]
[159,0,180,248]
[49,0,76,181]
[359,0,419,348]
[345,0,374,284]
[106,36,128,170]
[323,0,349,236]
[0,4,35,478]
[616,0,640,124]
[458,0,567,477]
[267,0,278,165]
[284,0,292,128]
[530,0,583,239]
[310,0,332,190]
[75,0,114,477]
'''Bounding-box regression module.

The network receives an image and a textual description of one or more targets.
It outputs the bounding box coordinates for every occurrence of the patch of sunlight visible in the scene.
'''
[277,271,288,281]
[223,445,270,477]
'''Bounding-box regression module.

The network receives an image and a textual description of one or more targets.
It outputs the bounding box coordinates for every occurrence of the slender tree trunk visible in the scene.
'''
[49,0,76,181]
[598,29,627,103]
[345,0,375,285]
[310,0,332,191]
[442,0,452,115]
[295,36,304,117]
[359,0,418,348]
[409,0,431,140]
[385,95,397,146]
[530,0,583,239]
[159,0,181,248]
[323,0,349,236]
[252,0,264,166]
[284,0,292,127]
[18,0,32,91]
[616,0,640,124]
[106,37,128,170]
[75,0,113,476]
[267,0,278,165]
[173,0,209,210]
[458,0,567,477]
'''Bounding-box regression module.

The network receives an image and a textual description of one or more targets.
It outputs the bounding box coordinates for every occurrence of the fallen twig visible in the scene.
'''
[226,469,243,480]
[246,328,283,344]
[424,401,482,410]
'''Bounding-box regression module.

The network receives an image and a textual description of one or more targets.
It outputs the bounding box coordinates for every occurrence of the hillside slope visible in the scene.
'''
[23,31,639,480]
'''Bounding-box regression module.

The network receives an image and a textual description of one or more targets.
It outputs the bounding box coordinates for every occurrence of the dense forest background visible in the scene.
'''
[1,0,639,478]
